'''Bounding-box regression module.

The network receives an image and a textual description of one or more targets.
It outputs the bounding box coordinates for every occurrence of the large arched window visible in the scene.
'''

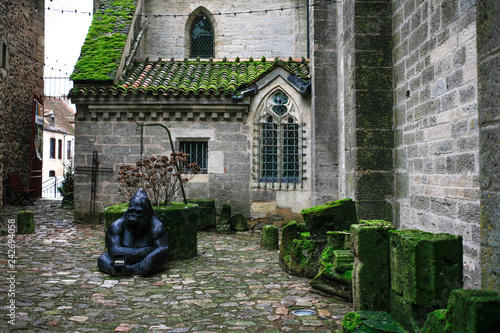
[190,14,214,58]
[254,90,305,188]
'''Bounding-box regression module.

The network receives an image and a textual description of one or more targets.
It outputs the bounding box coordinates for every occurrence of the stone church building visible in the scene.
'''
[70,0,499,292]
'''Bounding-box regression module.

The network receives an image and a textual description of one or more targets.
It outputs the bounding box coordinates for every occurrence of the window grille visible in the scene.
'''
[254,92,305,189]
[190,15,214,58]
[179,141,208,174]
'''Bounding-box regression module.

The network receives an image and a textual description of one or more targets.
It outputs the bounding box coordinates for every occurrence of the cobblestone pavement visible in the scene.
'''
[1,199,352,332]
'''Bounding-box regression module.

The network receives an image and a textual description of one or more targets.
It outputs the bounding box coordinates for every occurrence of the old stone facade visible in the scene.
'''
[72,0,499,291]
[0,0,45,208]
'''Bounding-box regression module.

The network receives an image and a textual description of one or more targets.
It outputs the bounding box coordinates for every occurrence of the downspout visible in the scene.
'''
[307,0,310,59]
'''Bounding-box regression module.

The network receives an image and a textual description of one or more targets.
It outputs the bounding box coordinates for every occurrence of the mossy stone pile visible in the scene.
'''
[342,311,406,333]
[186,198,216,230]
[17,210,34,234]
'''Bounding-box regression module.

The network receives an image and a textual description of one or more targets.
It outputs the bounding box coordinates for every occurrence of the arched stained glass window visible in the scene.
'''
[190,15,214,58]
[254,91,305,188]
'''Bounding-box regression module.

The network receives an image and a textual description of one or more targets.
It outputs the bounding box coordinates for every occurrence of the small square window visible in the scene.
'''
[179,141,208,174]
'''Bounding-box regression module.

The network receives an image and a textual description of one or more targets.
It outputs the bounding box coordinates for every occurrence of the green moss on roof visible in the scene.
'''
[69,59,310,97]
[70,0,136,81]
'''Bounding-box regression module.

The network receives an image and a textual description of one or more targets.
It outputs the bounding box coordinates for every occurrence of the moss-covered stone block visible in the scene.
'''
[216,224,231,234]
[422,309,447,333]
[104,203,199,261]
[288,239,321,278]
[389,229,463,308]
[342,311,406,333]
[444,289,500,333]
[219,204,231,225]
[279,220,298,271]
[82,212,102,225]
[311,244,354,300]
[301,198,357,242]
[327,231,351,250]
[152,203,199,261]
[332,250,355,272]
[186,198,216,230]
[230,213,247,231]
[390,290,429,333]
[17,210,34,234]
[351,220,395,312]
[261,225,279,250]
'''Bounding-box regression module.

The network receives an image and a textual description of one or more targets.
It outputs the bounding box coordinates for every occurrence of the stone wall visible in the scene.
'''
[144,0,308,60]
[73,76,312,220]
[0,0,45,209]
[392,0,480,288]
[477,0,500,293]
[338,0,394,221]
[310,0,339,206]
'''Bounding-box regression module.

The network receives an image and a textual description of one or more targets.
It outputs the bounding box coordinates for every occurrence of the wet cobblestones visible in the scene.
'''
[1,199,352,332]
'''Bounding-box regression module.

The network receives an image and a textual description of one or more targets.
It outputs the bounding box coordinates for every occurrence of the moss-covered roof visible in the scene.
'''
[70,0,137,82]
[69,58,310,97]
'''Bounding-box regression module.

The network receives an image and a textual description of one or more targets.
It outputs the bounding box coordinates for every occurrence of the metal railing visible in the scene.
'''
[42,176,64,198]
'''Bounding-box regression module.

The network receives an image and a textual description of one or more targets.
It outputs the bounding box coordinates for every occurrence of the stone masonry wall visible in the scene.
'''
[310,0,339,206]
[338,0,394,221]
[74,104,252,218]
[144,0,308,60]
[392,0,480,288]
[0,0,44,210]
[477,0,500,293]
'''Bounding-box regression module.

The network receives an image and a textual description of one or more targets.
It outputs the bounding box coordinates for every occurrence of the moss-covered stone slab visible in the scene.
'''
[332,250,355,272]
[389,229,463,308]
[301,198,357,242]
[17,210,34,234]
[230,213,248,231]
[342,311,406,333]
[104,203,199,261]
[219,204,231,225]
[422,309,447,333]
[444,289,500,333]
[288,239,321,278]
[279,220,298,271]
[261,224,279,250]
[187,198,216,230]
[351,220,395,312]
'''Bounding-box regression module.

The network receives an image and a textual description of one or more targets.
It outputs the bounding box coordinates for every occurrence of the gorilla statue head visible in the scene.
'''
[125,189,154,235]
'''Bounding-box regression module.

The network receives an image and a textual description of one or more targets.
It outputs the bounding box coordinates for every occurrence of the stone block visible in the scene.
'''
[17,210,34,234]
[444,289,500,333]
[342,311,406,333]
[216,224,231,234]
[229,213,247,231]
[279,220,298,271]
[300,198,357,242]
[82,212,102,225]
[422,309,447,333]
[389,229,463,308]
[219,204,231,225]
[390,290,429,333]
[288,239,321,278]
[261,225,279,250]
[351,220,395,312]
[326,231,350,250]
[187,198,216,229]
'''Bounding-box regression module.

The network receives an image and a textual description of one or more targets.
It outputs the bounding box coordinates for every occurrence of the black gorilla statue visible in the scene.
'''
[98,189,169,276]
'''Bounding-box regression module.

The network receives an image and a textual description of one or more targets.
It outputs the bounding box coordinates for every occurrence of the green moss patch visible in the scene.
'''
[342,311,406,333]
[71,0,136,81]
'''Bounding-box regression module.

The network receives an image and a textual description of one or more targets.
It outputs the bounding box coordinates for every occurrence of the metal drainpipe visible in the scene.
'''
[307,0,310,59]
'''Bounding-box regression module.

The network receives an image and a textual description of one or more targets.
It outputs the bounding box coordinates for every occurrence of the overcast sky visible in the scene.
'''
[44,0,93,98]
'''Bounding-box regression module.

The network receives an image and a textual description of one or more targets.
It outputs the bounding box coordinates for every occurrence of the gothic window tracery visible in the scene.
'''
[190,14,214,58]
[254,90,304,188]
